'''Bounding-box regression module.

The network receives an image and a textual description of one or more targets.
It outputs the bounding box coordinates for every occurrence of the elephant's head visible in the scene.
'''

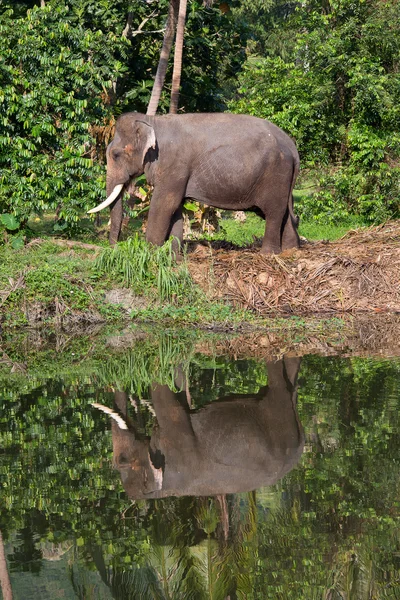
[88,114,156,215]
[92,399,164,497]
[111,424,164,497]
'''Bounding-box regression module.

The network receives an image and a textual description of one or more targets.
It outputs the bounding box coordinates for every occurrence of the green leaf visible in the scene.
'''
[184,201,199,212]
[0,214,20,231]
[11,236,24,250]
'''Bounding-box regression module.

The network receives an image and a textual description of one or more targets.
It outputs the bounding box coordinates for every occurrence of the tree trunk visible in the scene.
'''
[122,12,133,38]
[0,531,12,600]
[147,0,180,116]
[170,0,188,114]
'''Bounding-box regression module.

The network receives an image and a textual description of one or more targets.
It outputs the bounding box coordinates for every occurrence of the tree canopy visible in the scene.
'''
[0,0,399,232]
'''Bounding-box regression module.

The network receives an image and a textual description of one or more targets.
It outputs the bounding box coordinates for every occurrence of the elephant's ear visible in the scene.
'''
[134,120,156,164]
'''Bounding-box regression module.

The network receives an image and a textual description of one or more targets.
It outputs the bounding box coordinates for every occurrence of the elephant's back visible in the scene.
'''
[155,112,296,153]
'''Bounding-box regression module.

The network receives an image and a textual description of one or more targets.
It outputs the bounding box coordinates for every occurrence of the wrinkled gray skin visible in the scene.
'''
[105,112,300,254]
[110,357,304,499]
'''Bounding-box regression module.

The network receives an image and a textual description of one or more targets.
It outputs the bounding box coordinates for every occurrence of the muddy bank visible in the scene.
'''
[188,221,400,315]
[2,314,400,366]
[193,314,400,360]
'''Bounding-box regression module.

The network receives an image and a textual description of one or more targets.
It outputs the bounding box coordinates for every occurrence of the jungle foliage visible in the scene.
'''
[0,0,399,237]
[230,0,400,223]
[0,0,245,232]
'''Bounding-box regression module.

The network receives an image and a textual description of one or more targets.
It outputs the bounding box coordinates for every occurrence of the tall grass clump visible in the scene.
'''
[96,235,196,302]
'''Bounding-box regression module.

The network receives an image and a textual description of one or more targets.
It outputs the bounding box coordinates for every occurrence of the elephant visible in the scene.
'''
[93,357,304,499]
[88,112,300,254]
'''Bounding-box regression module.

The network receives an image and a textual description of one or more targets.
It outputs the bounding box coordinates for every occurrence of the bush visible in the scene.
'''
[0,4,127,227]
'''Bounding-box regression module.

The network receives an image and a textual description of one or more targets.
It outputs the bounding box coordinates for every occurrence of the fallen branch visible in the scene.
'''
[27,238,102,253]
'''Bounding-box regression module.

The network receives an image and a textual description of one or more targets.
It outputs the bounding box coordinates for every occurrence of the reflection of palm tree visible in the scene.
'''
[190,493,258,599]
[326,545,386,600]
[83,500,205,599]
[193,497,232,599]
[80,542,162,600]
[0,531,13,600]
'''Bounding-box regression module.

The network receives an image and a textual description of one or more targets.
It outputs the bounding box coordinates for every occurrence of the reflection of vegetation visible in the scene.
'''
[0,329,270,401]
[95,332,197,397]
[0,332,399,598]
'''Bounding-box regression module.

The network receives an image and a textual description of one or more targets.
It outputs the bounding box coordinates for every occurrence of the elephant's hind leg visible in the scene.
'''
[258,197,287,254]
[281,208,300,251]
[260,218,282,255]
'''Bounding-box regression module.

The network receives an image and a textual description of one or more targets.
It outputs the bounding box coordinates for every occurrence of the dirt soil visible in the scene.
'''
[188,221,400,315]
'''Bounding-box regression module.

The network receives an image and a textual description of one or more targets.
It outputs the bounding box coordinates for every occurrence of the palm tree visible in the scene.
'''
[146,0,180,116]
[169,0,188,114]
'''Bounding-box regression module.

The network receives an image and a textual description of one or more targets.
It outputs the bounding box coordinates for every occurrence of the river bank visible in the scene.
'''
[0,222,399,336]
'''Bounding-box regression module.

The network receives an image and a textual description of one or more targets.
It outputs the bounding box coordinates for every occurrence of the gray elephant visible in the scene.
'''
[88,112,300,254]
[94,357,304,499]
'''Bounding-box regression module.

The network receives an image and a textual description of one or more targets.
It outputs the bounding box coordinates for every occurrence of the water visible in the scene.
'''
[0,332,399,599]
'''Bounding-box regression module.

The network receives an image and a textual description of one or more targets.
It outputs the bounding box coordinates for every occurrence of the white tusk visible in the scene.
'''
[91,402,128,430]
[87,184,124,214]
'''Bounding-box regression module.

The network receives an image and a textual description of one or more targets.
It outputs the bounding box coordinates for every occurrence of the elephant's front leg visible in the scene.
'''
[146,188,184,246]
[167,206,183,257]
[109,197,123,246]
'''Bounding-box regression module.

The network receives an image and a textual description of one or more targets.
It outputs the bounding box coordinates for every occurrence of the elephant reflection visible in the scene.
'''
[95,357,304,499]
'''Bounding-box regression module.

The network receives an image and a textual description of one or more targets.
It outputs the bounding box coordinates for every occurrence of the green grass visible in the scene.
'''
[298,217,365,241]
[0,237,259,328]
[96,235,195,302]
[27,212,109,244]
[210,209,366,247]
[0,241,124,327]
[212,212,265,246]
[95,235,262,325]
[1,202,372,329]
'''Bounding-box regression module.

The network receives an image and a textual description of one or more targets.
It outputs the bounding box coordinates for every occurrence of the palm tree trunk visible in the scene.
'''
[169,0,188,114]
[0,531,12,600]
[147,0,180,116]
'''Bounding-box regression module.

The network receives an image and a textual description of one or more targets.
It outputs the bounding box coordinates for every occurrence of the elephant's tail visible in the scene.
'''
[288,156,300,226]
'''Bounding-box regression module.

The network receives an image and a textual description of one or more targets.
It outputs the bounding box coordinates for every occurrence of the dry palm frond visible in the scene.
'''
[188,221,400,315]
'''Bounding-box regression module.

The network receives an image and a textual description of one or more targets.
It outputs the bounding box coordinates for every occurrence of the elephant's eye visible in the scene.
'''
[118,453,130,466]
[111,148,123,160]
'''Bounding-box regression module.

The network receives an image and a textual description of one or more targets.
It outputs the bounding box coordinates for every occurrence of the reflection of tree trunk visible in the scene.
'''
[170,0,188,114]
[0,531,12,600]
[216,495,229,541]
[147,0,179,116]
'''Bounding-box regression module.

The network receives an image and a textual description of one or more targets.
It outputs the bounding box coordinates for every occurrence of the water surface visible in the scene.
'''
[0,333,399,599]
